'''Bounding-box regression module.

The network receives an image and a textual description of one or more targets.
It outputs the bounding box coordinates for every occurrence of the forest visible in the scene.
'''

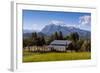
[23,31,91,52]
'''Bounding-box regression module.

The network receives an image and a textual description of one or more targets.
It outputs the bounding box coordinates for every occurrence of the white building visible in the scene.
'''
[48,40,72,52]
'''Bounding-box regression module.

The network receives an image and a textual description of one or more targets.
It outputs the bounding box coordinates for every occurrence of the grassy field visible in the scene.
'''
[23,50,91,62]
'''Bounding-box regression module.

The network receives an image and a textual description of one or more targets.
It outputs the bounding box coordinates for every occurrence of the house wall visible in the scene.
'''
[51,46,66,51]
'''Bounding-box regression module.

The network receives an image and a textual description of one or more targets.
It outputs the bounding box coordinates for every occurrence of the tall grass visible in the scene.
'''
[23,51,91,62]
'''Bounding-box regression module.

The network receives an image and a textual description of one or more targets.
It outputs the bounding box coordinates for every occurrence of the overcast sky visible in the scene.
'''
[23,10,91,31]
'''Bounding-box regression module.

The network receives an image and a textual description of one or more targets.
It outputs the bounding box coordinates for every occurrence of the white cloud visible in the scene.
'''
[50,20,65,26]
[24,24,44,32]
[50,20,79,28]
[78,15,91,31]
[79,15,91,25]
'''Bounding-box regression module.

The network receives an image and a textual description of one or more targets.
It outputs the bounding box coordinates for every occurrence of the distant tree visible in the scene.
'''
[64,35,71,40]
[65,32,79,52]
[31,32,46,46]
[70,32,79,42]
[41,36,46,45]
[23,39,28,48]
[59,31,63,40]
[23,38,33,51]
[32,32,37,40]
[47,35,54,45]
[67,41,79,52]
[54,31,59,40]
[76,39,84,51]
[86,40,91,52]
[37,36,46,46]
[67,43,74,51]
[36,37,41,46]
[87,40,91,52]
[80,40,91,52]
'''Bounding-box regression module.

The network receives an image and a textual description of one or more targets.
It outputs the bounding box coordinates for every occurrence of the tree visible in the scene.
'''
[88,40,91,52]
[23,38,33,51]
[36,37,41,46]
[76,39,84,51]
[23,39,28,48]
[80,40,91,52]
[31,32,46,46]
[67,43,74,51]
[64,35,71,40]
[32,32,37,40]
[54,31,59,40]
[47,35,54,45]
[37,36,46,46]
[70,32,79,42]
[41,36,46,45]
[66,32,79,52]
[59,31,63,40]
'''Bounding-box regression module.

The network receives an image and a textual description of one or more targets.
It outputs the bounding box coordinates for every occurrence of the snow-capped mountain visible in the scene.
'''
[41,23,90,38]
[23,23,90,39]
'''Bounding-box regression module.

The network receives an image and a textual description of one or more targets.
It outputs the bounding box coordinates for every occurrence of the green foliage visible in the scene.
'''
[36,36,46,46]
[32,32,37,39]
[23,38,33,48]
[65,32,79,42]
[46,35,54,45]
[65,32,91,52]
[23,32,46,47]
[64,35,71,40]
[75,39,84,52]
[23,31,91,52]
[67,43,74,50]
[70,32,79,42]
[54,31,59,40]
[59,31,63,40]
[46,31,64,45]
[41,36,46,45]
[23,39,27,48]
[65,32,80,51]
[53,31,64,40]
[80,40,91,52]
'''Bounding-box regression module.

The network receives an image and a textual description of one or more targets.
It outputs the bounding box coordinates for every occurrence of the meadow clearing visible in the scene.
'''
[23,49,91,62]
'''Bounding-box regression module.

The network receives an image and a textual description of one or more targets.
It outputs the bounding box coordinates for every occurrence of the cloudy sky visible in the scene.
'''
[23,10,91,31]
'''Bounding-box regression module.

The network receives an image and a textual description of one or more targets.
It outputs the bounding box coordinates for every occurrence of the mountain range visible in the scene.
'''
[23,23,91,39]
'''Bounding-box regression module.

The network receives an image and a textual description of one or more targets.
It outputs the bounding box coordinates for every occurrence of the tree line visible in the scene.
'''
[23,31,91,52]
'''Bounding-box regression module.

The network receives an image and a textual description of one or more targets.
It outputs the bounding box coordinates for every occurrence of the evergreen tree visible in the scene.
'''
[32,32,37,40]
[54,31,59,40]
[47,34,54,45]
[80,40,91,52]
[41,36,46,46]
[66,32,80,51]
[59,31,63,40]
[70,32,79,42]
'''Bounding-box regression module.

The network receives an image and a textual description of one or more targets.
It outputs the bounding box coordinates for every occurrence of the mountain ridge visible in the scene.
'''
[41,24,90,38]
[23,24,91,39]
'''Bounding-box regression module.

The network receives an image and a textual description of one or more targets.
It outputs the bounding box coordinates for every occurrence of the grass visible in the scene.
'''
[23,50,91,62]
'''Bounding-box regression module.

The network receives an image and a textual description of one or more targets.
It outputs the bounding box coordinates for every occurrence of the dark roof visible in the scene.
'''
[50,40,72,45]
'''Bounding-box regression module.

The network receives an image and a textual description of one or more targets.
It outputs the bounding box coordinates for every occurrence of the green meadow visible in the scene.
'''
[23,50,91,62]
